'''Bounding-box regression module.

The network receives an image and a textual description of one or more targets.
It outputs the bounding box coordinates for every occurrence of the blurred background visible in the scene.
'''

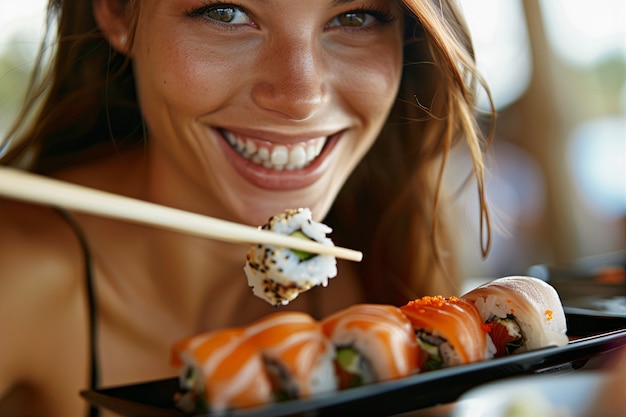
[452,0,625,279]
[0,0,624,280]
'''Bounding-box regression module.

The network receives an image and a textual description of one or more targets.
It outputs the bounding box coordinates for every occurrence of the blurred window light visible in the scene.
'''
[538,0,626,67]
[459,0,532,111]
[0,0,49,140]
[568,116,626,219]
[0,1,48,57]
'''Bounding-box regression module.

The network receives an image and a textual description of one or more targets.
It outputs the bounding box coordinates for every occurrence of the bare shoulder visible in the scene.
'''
[0,199,86,389]
[0,150,143,301]
[0,198,83,289]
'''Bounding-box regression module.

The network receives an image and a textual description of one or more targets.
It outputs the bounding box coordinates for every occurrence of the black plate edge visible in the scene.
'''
[80,389,184,417]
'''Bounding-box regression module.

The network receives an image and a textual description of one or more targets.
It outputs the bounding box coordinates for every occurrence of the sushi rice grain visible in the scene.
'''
[244,208,338,306]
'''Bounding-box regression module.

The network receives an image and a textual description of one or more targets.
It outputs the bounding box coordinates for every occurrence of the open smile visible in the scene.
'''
[216,128,342,190]
[221,130,327,171]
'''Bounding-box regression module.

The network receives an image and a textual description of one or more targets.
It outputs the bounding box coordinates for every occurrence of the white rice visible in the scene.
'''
[244,208,338,306]
[307,348,340,396]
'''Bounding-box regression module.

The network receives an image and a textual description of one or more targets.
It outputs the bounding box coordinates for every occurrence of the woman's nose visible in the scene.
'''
[251,37,327,121]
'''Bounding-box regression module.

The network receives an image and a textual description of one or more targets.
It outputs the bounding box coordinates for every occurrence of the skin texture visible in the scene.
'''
[129,0,404,226]
[0,0,403,415]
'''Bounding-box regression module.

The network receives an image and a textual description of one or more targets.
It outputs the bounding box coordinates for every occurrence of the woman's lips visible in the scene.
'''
[216,129,341,191]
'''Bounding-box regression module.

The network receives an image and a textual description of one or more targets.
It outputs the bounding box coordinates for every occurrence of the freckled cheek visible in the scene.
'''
[139,43,239,116]
[338,49,403,123]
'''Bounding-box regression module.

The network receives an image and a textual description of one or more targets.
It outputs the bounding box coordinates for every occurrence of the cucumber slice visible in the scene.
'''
[337,347,360,372]
[417,339,443,371]
[288,230,316,261]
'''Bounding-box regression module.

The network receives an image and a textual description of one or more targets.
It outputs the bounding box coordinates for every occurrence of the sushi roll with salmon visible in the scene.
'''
[400,296,495,371]
[461,276,568,357]
[245,311,338,400]
[244,208,338,306]
[321,304,420,389]
[171,328,273,413]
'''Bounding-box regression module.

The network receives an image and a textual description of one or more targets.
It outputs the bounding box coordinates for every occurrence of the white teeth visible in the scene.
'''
[306,145,317,161]
[288,145,306,167]
[257,147,270,161]
[245,139,256,156]
[223,131,327,170]
[271,146,289,165]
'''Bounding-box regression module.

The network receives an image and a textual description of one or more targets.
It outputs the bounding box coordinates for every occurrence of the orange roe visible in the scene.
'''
[406,295,448,309]
[545,309,553,321]
[481,322,494,333]
[404,296,467,316]
[404,296,449,314]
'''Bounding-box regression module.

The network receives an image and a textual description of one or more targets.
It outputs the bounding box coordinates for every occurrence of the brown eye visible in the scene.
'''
[207,7,237,23]
[327,10,387,30]
[337,12,370,27]
[187,5,251,25]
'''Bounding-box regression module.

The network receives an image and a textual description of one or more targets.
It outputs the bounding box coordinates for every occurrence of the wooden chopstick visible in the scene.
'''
[0,167,363,262]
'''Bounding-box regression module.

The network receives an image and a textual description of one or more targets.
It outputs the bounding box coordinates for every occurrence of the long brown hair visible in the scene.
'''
[1,0,494,304]
[328,0,494,304]
[0,0,141,172]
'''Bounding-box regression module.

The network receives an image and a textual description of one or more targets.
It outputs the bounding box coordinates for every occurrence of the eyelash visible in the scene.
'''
[333,6,397,28]
[184,1,250,28]
[184,2,397,30]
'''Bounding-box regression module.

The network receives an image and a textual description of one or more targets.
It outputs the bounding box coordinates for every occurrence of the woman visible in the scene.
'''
[0,0,493,415]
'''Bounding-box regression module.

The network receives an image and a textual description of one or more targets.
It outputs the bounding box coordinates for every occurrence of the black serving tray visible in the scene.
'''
[80,314,626,417]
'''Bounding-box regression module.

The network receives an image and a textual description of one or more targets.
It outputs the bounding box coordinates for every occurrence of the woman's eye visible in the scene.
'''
[331,12,376,28]
[188,4,251,25]
[327,10,386,29]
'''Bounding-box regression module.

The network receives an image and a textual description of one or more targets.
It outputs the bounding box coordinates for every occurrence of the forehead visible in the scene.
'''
[134,0,405,13]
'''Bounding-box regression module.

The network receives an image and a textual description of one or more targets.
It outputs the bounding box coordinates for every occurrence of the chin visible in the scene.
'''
[230,187,336,227]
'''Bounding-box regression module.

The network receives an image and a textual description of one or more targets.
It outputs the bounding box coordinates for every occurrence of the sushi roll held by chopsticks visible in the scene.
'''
[244,208,338,306]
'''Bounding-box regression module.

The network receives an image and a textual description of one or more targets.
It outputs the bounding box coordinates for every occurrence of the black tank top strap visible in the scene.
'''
[55,208,101,417]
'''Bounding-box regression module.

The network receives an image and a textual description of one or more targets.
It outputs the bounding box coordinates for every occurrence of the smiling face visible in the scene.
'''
[125,0,404,224]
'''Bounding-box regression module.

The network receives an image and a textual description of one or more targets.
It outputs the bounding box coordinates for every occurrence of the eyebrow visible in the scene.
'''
[332,0,357,5]
[258,0,359,6]
[256,0,358,5]
[257,0,361,8]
